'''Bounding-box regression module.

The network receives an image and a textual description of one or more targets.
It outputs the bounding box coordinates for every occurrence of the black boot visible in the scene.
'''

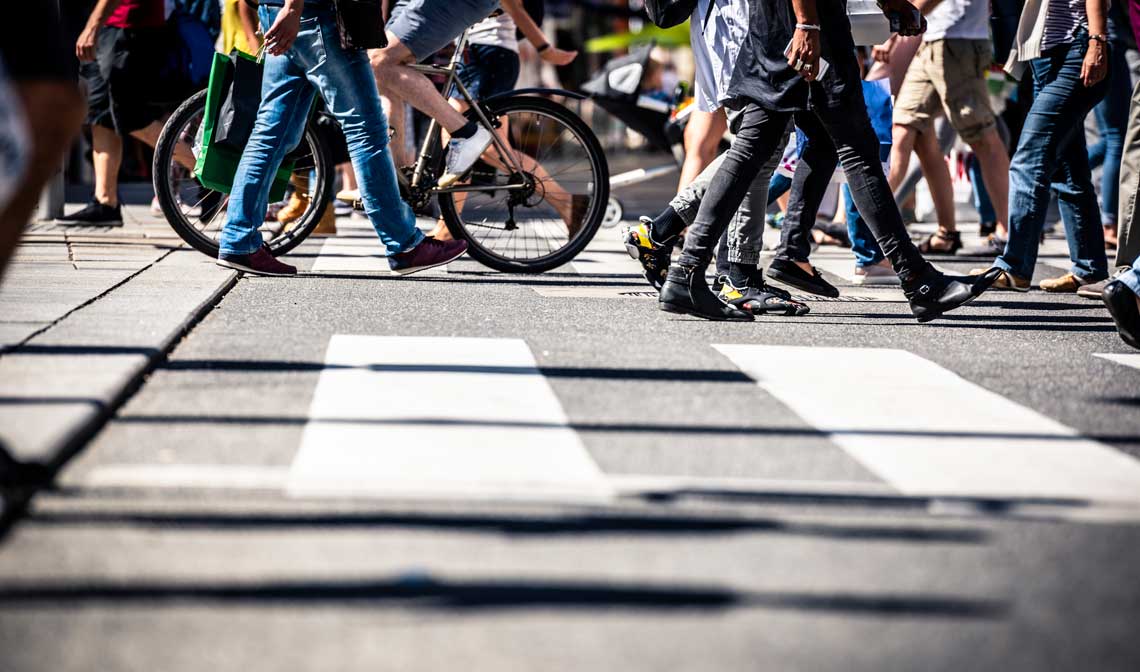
[659,264,753,321]
[1103,280,1140,350]
[904,267,1001,323]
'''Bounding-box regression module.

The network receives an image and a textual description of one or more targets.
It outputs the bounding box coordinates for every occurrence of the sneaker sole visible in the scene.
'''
[660,301,753,322]
[766,268,841,298]
[390,248,468,276]
[216,259,296,277]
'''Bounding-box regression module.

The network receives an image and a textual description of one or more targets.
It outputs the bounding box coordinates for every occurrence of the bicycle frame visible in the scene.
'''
[406,27,529,195]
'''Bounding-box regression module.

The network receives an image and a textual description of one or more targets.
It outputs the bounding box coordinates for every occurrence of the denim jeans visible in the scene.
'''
[842,185,885,267]
[1087,40,1131,225]
[219,4,422,257]
[995,35,1109,282]
[968,155,997,224]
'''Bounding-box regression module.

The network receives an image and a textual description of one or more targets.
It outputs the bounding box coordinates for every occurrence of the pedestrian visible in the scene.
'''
[656,0,998,322]
[215,0,467,276]
[886,0,1012,257]
[1086,3,1133,251]
[973,0,1111,291]
[0,4,85,282]
[57,0,195,227]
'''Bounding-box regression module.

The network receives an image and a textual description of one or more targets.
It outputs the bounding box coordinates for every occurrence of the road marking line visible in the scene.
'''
[714,344,1140,502]
[84,464,290,490]
[1095,353,1140,371]
[286,335,612,501]
[309,219,449,274]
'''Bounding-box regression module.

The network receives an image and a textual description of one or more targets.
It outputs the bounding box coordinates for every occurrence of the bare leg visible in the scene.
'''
[91,124,123,206]
[678,108,727,190]
[369,39,468,134]
[968,128,1010,239]
[0,81,85,282]
[913,126,957,232]
[887,123,918,192]
[131,120,194,170]
[380,92,412,169]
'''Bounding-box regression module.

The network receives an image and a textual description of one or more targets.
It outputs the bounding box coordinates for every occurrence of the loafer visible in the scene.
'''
[389,237,468,275]
[970,267,1029,292]
[905,267,1000,323]
[1040,272,1100,293]
[1078,268,1128,300]
[1103,280,1140,350]
[217,245,297,277]
[659,265,753,321]
[766,257,840,298]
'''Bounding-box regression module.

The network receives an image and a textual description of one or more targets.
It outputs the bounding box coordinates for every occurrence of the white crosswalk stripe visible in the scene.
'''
[309,218,451,274]
[1095,353,1140,371]
[286,335,612,501]
[714,344,1140,502]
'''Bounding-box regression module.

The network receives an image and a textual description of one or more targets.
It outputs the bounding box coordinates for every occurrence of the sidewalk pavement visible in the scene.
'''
[0,205,236,474]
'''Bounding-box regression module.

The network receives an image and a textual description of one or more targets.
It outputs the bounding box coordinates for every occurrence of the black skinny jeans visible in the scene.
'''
[679,101,931,283]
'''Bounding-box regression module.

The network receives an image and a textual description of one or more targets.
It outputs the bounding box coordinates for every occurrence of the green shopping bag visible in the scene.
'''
[194,51,293,201]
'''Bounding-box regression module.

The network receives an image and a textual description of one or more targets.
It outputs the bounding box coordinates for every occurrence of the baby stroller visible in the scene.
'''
[582,42,696,228]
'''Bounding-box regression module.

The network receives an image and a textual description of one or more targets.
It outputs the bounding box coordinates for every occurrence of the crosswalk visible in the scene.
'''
[81,334,1140,511]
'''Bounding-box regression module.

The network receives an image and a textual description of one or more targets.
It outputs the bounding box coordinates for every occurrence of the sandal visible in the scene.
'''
[917,229,962,254]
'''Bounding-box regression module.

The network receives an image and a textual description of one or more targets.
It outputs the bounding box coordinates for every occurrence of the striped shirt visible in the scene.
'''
[1041,0,1087,49]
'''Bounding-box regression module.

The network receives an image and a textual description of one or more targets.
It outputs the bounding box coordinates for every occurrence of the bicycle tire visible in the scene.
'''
[437,95,610,274]
[153,89,335,259]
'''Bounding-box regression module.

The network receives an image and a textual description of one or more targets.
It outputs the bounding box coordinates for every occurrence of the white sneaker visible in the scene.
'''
[853,261,901,286]
[439,126,493,188]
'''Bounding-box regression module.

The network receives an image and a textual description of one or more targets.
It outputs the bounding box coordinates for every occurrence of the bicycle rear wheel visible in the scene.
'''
[152,89,334,258]
[437,95,609,273]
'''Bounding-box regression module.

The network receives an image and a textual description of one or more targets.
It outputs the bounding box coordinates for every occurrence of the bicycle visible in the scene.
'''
[153,25,609,274]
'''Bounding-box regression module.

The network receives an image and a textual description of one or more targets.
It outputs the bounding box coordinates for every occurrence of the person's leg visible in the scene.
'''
[678,108,727,189]
[1050,125,1109,281]
[1095,43,1131,244]
[218,11,315,257]
[845,185,884,267]
[724,140,781,275]
[663,150,728,236]
[768,172,792,205]
[0,82,85,281]
[968,154,997,227]
[310,13,422,254]
[130,120,195,170]
[1117,79,1140,268]
[369,39,469,134]
[996,45,1108,281]
[777,112,839,266]
[90,124,122,206]
[912,126,957,232]
[886,123,918,194]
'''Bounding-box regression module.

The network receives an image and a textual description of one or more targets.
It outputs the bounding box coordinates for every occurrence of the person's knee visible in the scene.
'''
[369,39,413,72]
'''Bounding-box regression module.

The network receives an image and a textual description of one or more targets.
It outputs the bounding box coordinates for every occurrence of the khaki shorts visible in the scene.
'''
[893,39,996,143]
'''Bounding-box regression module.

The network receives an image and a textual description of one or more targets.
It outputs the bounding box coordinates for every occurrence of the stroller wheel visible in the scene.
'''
[602,196,624,229]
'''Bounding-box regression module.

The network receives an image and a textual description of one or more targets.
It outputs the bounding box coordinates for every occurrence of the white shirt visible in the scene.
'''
[466,12,519,52]
[924,0,991,41]
[690,0,749,112]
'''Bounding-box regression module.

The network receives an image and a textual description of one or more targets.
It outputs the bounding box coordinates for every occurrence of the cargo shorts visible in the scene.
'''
[893,38,997,144]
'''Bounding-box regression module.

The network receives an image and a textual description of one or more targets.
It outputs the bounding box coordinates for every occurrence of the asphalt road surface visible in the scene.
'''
[1,202,1139,671]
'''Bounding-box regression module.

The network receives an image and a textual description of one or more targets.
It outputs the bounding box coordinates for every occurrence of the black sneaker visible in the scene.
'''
[622,217,674,290]
[718,275,810,316]
[765,257,840,298]
[904,267,1000,323]
[659,265,753,321]
[55,201,122,227]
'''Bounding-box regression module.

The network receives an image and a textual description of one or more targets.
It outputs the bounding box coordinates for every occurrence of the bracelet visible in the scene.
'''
[536,43,550,53]
[795,23,821,31]
[1088,34,1108,45]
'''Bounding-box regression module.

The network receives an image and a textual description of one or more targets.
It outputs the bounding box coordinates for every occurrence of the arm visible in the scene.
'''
[264,0,304,55]
[76,0,123,62]
[238,0,262,51]
[500,0,577,66]
[1082,0,1109,86]
[788,0,822,81]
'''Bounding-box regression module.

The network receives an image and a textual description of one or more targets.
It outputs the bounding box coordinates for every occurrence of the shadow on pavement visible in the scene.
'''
[0,575,1009,618]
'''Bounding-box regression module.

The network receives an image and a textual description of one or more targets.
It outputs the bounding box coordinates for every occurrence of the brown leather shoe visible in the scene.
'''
[970,267,1029,292]
[1040,272,1091,293]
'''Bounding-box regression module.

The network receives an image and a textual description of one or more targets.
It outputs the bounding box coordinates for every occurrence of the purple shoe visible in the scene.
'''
[217,246,297,277]
[389,237,467,275]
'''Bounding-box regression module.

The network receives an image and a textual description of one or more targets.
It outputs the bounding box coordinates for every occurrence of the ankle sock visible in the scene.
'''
[650,206,685,243]
[450,120,478,140]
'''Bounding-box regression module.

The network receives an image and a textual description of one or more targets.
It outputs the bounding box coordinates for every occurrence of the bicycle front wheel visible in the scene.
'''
[152,89,334,258]
[437,95,609,273]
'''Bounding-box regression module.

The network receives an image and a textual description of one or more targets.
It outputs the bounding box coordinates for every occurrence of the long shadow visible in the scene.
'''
[159,359,754,383]
[0,576,1008,617]
[25,509,988,544]
[107,413,1140,445]
[0,344,160,356]
[295,272,645,288]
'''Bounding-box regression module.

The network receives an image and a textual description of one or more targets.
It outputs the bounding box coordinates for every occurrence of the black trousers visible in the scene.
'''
[678,100,931,283]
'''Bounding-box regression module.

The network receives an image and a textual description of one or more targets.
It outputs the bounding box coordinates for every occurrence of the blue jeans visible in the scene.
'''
[219,4,422,257]
[1086,41,1130,225]
[842,185,885,267]
[968,155,996,224]
[1122,252,1140,294]
[996,35,1109,282]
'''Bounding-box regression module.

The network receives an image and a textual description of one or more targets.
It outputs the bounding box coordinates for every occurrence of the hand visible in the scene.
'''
[880,0,926,37]
[1081,40,1108,87]
[787,27,821,81]
[539,46,578,66]
[871,35,898,63]
[76,24,99,62]
[264,3,302,56]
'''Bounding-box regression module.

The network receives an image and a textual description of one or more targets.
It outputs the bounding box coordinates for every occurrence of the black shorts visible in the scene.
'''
[82,26,178,134]
[0,2,76,82]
